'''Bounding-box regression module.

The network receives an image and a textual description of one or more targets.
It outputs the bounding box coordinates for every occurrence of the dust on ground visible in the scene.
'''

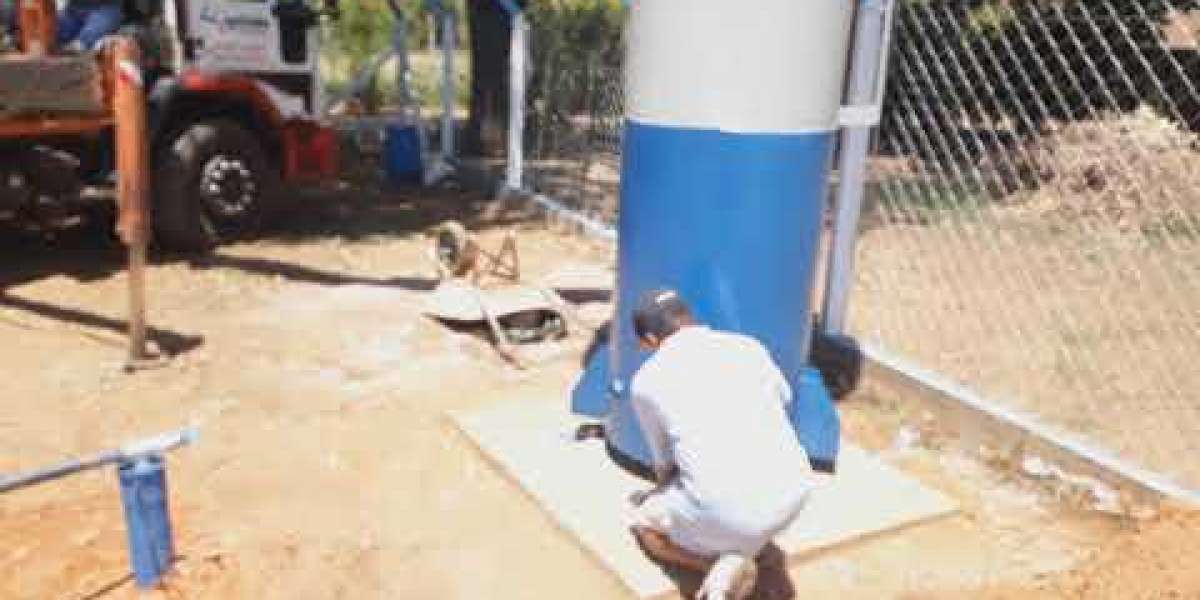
[0,186,1195,599]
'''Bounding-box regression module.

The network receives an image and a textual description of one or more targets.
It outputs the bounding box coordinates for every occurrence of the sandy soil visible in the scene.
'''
[0,186,1195,599]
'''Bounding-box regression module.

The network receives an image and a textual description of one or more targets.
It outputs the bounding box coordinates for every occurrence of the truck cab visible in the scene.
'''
[142,0,341,250]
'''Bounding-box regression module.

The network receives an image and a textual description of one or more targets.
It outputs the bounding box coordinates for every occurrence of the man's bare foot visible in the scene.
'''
[629,488,654,506]
[697,553,757,599]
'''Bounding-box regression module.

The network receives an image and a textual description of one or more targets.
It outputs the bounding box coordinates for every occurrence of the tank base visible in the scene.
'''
[572,345,839,474]
[571,341,611,418]
[605,440,656,482]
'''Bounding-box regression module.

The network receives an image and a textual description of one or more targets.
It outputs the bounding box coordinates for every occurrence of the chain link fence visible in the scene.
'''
[515,1,1200,493]
[852,0,1200,491]
[520,2,625,224]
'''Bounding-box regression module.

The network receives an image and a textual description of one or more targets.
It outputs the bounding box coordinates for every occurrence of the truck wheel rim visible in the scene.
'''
[200,155,258,218]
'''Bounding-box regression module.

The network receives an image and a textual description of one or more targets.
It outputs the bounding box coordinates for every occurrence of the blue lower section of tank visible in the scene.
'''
[571,342,612,418]
[571,120,841,468]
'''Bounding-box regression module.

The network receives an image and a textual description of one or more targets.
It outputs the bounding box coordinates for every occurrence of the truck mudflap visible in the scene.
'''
[280,119,338,183]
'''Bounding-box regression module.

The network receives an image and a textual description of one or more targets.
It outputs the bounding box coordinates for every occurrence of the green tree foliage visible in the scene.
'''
[524,0,625,148]
[325,0,465,65]
[327,0,397,66]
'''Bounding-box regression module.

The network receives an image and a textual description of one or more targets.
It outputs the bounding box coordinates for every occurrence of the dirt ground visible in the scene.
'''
[850,214,1200,490]
[1,186,1197,599]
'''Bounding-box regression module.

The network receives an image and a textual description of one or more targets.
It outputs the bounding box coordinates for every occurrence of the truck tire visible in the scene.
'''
[153,119,280,252]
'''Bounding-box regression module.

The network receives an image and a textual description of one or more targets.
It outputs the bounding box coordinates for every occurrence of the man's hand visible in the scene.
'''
[629,488,655,507]
[653,465,675,485]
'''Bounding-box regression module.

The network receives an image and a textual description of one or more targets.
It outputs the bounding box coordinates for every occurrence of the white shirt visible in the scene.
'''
[631,325,813,533]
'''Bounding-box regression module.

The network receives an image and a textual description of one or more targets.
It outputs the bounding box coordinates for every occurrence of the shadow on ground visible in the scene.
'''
[0,293,204,356]
[185,254,439,291]
[0,183,568,357]
[71,573,133,600]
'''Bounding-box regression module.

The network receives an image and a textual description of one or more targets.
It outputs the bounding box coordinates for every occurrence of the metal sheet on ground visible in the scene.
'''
[452,399,959,599]
[424,281,556,322]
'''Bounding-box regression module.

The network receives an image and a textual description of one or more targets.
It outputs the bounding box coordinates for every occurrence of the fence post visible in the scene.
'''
[821,0,896,336]
[505,11,528,192]
[111,37,151,365]
[440,9,456,161]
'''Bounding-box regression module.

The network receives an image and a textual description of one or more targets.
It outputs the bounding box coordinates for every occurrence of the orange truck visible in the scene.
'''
[0,0,340,251]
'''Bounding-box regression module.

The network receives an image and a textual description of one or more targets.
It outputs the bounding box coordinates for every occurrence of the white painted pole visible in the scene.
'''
[821,0,896,335]
[505,13,528,191]
[393,12,414,109]
[440,10,456,161]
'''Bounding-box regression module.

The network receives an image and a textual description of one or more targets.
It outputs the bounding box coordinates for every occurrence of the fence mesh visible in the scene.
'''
[854,0,1200,490]
[518,1,1200,492]
[522,3,625,224]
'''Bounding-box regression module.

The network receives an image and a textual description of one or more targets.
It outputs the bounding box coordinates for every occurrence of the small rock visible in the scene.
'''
[1022,455,1054,479]
[890,426,920,453]
[1087,481,1122,514]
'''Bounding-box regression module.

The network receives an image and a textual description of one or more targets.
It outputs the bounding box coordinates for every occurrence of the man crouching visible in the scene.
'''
[627,289,815,599]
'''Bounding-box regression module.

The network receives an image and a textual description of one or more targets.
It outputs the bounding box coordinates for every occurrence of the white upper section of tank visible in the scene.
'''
[625,0,855,134]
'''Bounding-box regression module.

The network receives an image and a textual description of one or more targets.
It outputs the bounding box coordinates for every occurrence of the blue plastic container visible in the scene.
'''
[118,456,175,588]
[384,123,424,186]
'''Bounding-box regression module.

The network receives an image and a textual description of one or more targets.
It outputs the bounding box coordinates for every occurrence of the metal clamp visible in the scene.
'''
[837,0,897,130]
[838,104,883,127]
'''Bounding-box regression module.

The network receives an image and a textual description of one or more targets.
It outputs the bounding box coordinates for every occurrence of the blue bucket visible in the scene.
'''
[118,456,175,588]
[384,123,424,186]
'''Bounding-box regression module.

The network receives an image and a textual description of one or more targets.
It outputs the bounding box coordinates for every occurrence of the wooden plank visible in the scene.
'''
[0,54,105,115]
[452,399,958,599]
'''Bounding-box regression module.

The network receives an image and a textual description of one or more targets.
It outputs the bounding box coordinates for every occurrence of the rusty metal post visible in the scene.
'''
[110,38,151,366]
[18,0,56,56]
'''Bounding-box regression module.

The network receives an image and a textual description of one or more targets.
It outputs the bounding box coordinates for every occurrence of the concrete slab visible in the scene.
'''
[452,399,958,600]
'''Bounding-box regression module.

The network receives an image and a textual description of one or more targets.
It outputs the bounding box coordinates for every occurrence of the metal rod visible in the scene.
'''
[505,12,528,191]
[126,243,148,362]
[0,453,119,494]
[440,10,456,161]
[392,11,414,109]
[111,37,151,365]
[0,428,197,495]
[821,0,896,336]
[18,0,56,56]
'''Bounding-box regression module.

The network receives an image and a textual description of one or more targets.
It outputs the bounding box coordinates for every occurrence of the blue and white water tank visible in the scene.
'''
[573,0,856,472]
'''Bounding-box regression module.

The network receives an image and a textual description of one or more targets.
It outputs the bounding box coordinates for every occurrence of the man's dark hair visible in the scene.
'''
[632,288,693,341]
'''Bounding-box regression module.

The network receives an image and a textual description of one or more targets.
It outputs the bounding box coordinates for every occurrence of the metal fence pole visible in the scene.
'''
[821,0,896,335]
[440,10,456,161]
[111,38,151,365]
[506,12,528,191]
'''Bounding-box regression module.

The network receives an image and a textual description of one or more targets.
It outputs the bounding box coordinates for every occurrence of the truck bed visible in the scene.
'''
[0,53,105,116]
